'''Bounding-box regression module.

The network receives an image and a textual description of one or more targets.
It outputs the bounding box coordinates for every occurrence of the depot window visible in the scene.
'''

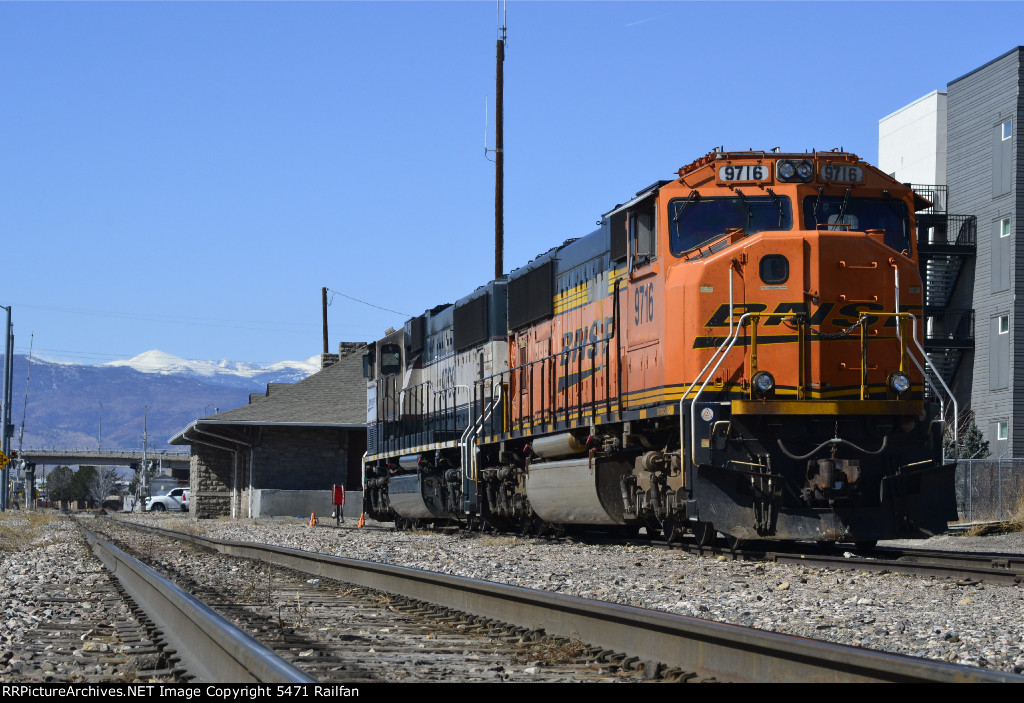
[669,194,792,256]
[1002,217,1011,237]
[997,421,1009,441]
[1003,119,1012,141]
[999,315,1010,334]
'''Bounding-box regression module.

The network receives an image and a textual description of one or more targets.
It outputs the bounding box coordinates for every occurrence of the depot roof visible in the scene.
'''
[168,345,367,445]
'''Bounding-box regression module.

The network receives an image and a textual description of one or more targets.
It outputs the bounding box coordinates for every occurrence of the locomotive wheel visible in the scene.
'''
[661,518,678,544]
[519,517,536,537]
[693,521,715,547]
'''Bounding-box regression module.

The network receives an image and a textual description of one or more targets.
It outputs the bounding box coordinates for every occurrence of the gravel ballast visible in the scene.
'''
[3,510,1022,679]
[0,513,176,682]
[116,512,1024,676]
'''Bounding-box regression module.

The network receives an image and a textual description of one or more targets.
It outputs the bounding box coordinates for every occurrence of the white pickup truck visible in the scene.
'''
[145,487,189,512]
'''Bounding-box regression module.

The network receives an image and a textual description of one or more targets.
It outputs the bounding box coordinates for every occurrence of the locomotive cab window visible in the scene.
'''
[380,343,402,376]
[629,204,656,263]
[803,194,911,254]
[669,194,792,256]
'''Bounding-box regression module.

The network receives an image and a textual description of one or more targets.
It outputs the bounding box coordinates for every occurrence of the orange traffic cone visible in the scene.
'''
[357,512,365,528]
[308,512,318,527]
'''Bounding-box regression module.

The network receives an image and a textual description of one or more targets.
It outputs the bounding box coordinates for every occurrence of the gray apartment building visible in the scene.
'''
[880,47,1023,457]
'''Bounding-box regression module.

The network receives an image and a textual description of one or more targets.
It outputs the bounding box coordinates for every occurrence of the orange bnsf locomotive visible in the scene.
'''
[362,150,957,547]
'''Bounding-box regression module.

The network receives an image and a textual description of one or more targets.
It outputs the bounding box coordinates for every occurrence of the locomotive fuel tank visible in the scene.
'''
[523,455,636,525]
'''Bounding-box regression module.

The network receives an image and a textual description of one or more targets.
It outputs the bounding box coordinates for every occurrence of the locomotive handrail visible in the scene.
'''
[850,311,912,400]
[484,333,612,436]
[460,381,503,483]
[684,309,806,466]
[907,312,958,459]
[373,327,615,457]
[748,311,808,399]
[686,311,755,466]
[458,388,478,483]
[679,266,741,465]
[896,251,953,453]
[683,309,933,467]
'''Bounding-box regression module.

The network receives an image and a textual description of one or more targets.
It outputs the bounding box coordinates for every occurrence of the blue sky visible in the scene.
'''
[0,1,1017,366]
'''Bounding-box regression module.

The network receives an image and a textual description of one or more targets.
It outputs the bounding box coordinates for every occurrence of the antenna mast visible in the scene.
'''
[494,1,506,280]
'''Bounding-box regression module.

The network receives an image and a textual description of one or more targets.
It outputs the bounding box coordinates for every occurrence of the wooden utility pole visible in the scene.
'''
[495,11,506,280]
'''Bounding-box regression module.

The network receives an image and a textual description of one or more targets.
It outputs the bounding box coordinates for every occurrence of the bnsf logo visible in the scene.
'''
[560,316,615,365]
[704,302,920,329]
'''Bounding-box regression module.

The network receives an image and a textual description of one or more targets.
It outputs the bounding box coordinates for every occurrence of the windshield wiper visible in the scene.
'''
[673,190,700,222]
[735,189,753,228]
[813,187,824,226]
[766,188,784,228]
[833,188,851,230]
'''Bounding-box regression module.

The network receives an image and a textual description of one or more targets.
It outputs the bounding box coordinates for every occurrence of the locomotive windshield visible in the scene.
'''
[802,194,911,254]
[669,195,793,256]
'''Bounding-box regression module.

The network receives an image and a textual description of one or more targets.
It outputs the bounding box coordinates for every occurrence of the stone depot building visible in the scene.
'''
[169,343,366,519]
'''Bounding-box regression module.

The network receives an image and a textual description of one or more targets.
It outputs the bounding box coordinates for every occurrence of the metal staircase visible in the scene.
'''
[913,185,977,396]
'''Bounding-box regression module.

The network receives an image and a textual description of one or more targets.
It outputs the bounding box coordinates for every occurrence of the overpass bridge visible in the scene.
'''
[18,449,191,470]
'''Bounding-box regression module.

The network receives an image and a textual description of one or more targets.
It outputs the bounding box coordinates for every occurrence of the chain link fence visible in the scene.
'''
[956,458,1024,523]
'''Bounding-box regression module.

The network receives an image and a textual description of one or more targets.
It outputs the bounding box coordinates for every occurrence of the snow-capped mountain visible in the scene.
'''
[102,350,320,386]
[11,351,323,451]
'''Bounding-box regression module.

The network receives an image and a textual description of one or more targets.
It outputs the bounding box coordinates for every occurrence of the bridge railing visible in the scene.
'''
[22,448,190,456]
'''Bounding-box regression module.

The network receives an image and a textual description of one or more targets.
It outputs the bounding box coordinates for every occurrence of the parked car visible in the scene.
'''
[145,487,189,512]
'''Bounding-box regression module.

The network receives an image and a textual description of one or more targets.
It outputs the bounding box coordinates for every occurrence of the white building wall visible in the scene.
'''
[879,90,948,193]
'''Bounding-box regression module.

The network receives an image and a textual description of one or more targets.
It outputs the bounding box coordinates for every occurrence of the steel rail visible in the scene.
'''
[764,549,1023,586]
[111,518,1023,683]
[489,529,1024,585]
[863,547,1024,585]
[79,520,315,684]
[685,542,1023,586]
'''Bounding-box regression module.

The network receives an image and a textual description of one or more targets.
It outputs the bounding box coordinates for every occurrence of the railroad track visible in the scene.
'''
[86,520,657,683]
[0,514,189,683]
[91,516,1022,683]
[553,528,1024,585]
[762,545,1024,586]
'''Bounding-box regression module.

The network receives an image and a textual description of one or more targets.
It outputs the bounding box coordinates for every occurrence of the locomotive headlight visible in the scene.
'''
[888,372,911,395]
[752,371,776,398]
[776,159,814,183]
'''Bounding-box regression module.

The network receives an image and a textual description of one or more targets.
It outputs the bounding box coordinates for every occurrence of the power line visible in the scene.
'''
[326,289,411,318]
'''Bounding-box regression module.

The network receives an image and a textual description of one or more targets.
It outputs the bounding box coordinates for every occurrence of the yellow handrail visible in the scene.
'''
[744,311,914,401]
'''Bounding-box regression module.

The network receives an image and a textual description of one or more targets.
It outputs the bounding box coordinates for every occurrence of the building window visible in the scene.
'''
[1002,217,1011,237]
[999,315,1010,334]
[997,421,1009,441]
[1003,119,1012,141]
